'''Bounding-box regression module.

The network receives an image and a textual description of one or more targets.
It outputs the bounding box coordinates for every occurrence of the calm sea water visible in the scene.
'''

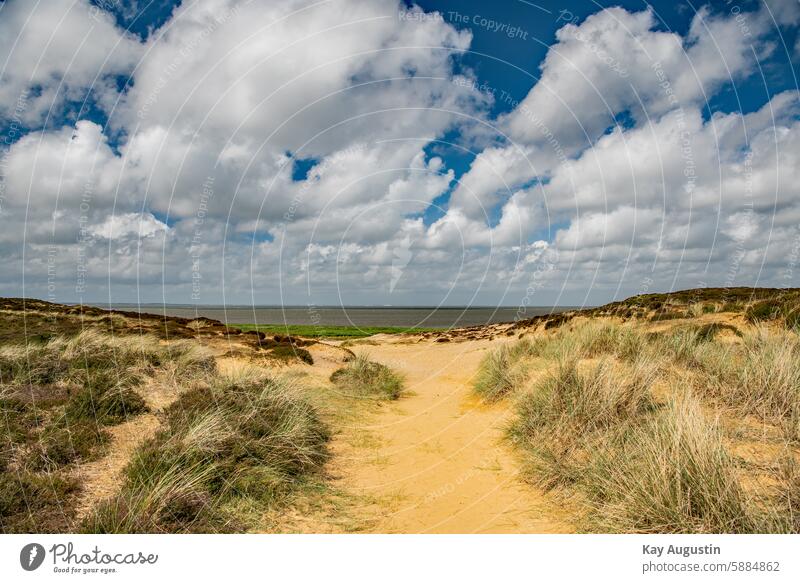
[105,305,576,329]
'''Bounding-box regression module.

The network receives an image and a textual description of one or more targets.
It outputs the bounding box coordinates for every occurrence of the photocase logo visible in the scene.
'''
[20,543,46,571]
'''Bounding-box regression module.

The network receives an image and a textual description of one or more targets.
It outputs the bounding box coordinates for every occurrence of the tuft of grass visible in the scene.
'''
[267,345,314,365]
[691,328,800,439]
[746,299,800,329]
[65,383,149,426]
[649,311,686,321]
[648,323,739,368]
[580,395,758,533]
[329,353,404,400]
[473,339,538,402]
[511,358,655,441]
[539,321,647,362]
[32,423,109,471]
[746,300,782,323]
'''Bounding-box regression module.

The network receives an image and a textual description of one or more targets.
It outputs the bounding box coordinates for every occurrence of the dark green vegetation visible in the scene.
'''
[330,354,405,400]
[510,287,800,333]
[235,323,441,339]
[478,319,800,533]
[83,374,330,533]
[0,330,214,532]
[266,345,314,365]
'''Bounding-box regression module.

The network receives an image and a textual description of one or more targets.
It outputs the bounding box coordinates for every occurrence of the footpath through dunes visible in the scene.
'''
[329,337,574,533]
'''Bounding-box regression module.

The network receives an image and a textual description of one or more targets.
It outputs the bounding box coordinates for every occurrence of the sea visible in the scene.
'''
[103,305,578,329]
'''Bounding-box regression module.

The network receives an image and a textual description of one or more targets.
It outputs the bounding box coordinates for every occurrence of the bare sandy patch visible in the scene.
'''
[329,337,574,533]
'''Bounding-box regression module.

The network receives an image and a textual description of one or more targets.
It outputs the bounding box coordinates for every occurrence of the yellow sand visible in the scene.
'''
[329,337,572,533]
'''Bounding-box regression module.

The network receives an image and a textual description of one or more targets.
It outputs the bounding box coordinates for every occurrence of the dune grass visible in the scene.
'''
[82,373,330,533]
[686,328,800,439]
[489,319,800,533]
[0,330,216,533]
[509,361,758,532]
[578,395,759,533]
[473,339,538,402]
[329,353,404,400]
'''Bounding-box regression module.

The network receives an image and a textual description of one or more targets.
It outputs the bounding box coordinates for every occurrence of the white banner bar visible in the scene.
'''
[1,534,799,582]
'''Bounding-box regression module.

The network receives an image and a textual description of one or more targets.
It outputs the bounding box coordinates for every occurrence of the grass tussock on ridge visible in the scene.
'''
[473,339,538,402]
[82,373,330,533]
[473,322,648,402]
[686,328,800,439]
[330,353,404,401]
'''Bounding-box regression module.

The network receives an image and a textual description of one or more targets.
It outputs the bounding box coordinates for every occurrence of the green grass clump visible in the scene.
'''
[473,339,538,402]
[509,358,656,489]
[745,298,800,329]
[82,374,330,533]
[267,345,314,365]
[569,321,646,361]
[746,301,782,323]
[648,323,739,368]
[649,311,687,321]
[330,353,404,400]
[512,358,655,439]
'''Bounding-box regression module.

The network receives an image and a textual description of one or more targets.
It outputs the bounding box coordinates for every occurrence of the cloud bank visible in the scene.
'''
[0,0,798,308]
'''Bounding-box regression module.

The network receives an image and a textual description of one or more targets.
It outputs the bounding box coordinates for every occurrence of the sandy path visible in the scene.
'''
[73,375,189,521]
[331,338,573,533]
[74,413,160,520]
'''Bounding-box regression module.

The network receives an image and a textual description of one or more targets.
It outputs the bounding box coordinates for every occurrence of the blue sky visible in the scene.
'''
[1,0,799,307]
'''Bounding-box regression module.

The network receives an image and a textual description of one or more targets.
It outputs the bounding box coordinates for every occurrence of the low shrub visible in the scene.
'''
[268,345,314,365]
[0,471,79,532]
[746,301,782,323]
[330,353,404,400]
